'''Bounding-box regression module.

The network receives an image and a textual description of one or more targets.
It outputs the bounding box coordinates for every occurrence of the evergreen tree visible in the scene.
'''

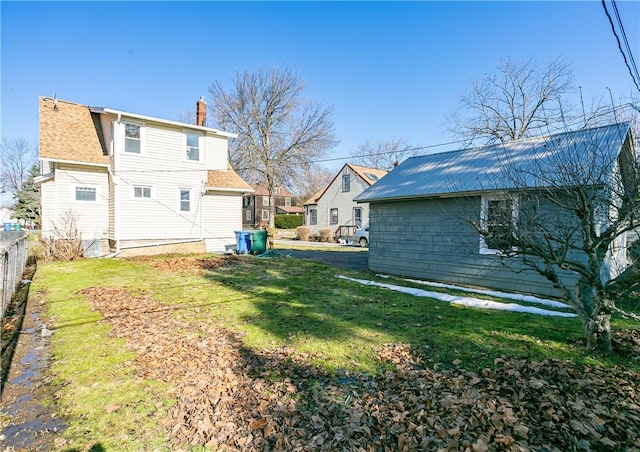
[13,164,40,227]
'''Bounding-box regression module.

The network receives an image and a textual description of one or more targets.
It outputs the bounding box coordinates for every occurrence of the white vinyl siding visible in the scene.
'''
[40,165,109,241]
[43,118,240,246]
[204,134,228,170]
[203,192,243,253]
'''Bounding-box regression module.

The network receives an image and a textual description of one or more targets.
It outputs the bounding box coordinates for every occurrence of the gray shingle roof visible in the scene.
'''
[355,123,632,203]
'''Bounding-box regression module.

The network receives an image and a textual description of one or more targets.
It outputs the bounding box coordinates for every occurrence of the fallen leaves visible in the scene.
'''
[77,260,640,451]
[145,255,242,275]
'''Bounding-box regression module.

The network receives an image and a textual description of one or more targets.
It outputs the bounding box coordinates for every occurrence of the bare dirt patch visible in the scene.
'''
[80,276,640,451]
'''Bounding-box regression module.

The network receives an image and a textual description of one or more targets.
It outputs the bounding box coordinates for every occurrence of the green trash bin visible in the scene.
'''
[13,223,21,231]
[249,230,268,254]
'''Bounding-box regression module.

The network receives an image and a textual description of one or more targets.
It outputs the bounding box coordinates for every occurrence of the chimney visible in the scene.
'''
[196,96,206,127]
[393,160,399,167]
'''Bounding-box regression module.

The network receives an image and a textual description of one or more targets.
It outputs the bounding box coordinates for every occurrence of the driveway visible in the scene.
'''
[274,241,369,271]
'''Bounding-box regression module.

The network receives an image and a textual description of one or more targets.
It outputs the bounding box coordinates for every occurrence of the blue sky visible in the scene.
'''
[1,1,639,180]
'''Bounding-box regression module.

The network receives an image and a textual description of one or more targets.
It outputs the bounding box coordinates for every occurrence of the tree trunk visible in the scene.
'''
[583,313,612,354]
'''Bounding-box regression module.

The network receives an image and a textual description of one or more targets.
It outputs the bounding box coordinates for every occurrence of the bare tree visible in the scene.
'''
[208,68,339,227]
[291,163,334,205]
[0,138,38,199]
[178,109,196,125]
[449,58,575,146]
[350,138,418,170]
[468,124,639,353]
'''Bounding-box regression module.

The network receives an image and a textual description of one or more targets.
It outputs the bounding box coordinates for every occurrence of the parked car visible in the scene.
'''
[353,226,369,247]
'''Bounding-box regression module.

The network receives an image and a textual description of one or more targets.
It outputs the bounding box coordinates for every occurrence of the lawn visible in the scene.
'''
[32,253,640,450]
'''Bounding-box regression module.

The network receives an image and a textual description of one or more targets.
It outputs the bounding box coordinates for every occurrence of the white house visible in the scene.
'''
[36,96,252,257]
[303,163,387,239]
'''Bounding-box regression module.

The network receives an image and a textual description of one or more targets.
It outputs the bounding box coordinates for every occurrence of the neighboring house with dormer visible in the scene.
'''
[242,184,303,229]
[303,163,387,239]
[36,96,252,257]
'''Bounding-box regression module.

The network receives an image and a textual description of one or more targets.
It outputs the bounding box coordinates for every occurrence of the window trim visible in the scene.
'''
[184,131,201,162]
[261,210,270,221]
[479,194,519,255]
[262,196,270,207]
[245,209,252,221]
[330,208,339,225]
[179,188,193,213]
[342,174,351,192]
[132,185,153,200]
[72,185,99,203]
[353,207,363,227]
[123,121,144,154]
[309,209,317,225]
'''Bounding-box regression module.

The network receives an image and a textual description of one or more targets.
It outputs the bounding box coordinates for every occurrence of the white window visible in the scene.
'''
[262,210,269,221]
[133,186,152,199]
[309,209,317,225]
[75,186,97,202]
[179,189,192,212]
[285,197,291,207]
[263,196,269,207]
[342,175,351,192]
[245,210,251,221]
[480,194,519,254]
[330,208,338,225]
[124,122,142,153]
[185,132,200,161]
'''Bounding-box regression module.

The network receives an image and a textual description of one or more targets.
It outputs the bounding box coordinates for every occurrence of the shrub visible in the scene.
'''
[295,226,310,241]
[318,228,334,242]
[44,211,84,261]
[274,214,303,229]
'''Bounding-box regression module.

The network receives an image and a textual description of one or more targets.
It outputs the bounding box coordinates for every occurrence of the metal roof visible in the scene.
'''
[355,123,632,203]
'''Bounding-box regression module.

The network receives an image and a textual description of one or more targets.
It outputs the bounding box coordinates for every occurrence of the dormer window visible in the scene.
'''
[186,132,200,161]
[124,122,141,153]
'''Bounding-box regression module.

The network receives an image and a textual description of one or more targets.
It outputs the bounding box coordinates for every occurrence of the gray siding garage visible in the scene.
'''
[368,197,571,298]
[356,122,633,299]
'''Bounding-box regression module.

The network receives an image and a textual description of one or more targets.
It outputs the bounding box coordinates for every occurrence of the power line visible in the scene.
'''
[612,0,640,89]
[602,0,640,94]
[311,139,469,164]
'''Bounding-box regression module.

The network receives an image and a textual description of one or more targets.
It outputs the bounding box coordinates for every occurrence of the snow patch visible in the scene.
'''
[338,275,577,318]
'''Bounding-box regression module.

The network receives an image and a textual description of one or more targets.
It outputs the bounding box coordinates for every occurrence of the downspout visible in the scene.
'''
[104,114,122,258]
[200,181,205,241]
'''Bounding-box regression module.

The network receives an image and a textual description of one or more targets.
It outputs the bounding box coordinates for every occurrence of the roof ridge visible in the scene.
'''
[406,122,631,162]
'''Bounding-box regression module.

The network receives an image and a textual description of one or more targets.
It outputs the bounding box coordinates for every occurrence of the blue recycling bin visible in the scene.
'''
[234,231,251,254]
[3,222,11,231]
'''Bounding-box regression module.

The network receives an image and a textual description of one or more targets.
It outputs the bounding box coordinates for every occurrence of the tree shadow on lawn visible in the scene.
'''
[199,256,598,371]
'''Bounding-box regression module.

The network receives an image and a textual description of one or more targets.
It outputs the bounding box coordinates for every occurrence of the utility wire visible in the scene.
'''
[612,0,640,89]
[311,139,469,164]
[602,0,640,94]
